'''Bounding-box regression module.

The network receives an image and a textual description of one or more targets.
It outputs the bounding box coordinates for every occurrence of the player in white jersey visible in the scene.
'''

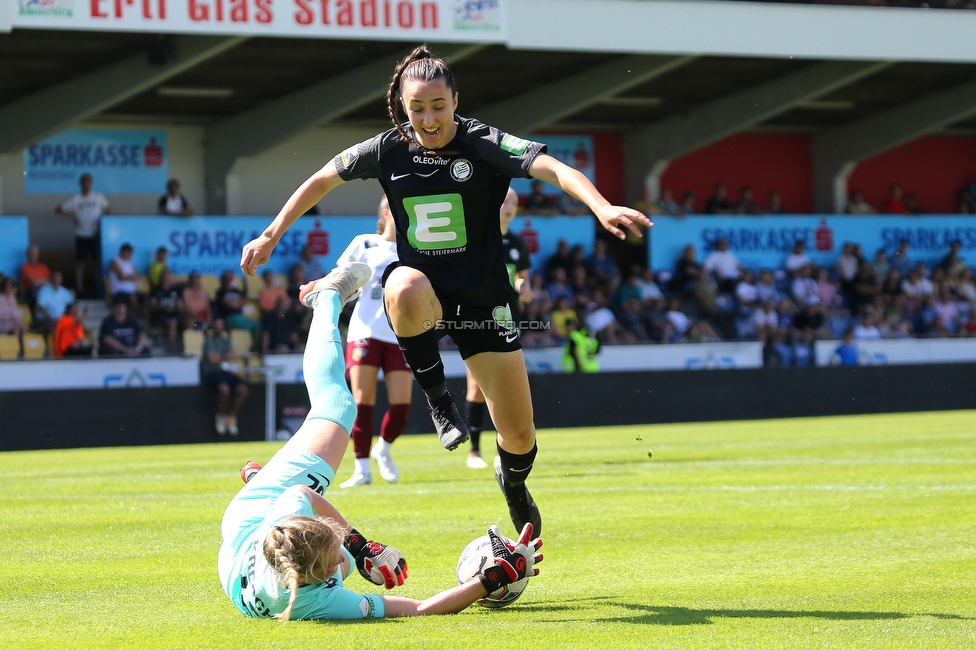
[337,197,412,487]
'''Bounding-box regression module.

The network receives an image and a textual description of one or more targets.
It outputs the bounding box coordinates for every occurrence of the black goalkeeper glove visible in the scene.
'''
[344,528,408,589]
[479,523,544,593]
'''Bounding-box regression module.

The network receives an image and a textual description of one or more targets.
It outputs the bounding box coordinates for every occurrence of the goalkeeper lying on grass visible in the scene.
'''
[217,263,543,621]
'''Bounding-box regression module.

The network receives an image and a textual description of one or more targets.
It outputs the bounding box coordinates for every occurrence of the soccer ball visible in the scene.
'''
[455,533,529,609]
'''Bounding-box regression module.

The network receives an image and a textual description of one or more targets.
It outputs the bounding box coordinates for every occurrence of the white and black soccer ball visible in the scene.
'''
[455,534,529,609]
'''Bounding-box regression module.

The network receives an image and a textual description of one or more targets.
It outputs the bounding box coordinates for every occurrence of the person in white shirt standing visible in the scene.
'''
[55,173,110,299]
[703,237,742,294]
[337,197,412,488]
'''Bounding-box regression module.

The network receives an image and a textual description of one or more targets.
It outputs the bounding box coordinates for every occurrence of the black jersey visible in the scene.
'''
[501,230,532,289]
[334,116,546,305]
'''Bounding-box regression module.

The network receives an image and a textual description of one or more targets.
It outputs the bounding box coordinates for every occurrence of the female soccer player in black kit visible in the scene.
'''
[240,45,651,536]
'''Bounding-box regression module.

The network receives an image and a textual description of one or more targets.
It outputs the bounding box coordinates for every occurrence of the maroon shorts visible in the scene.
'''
[345,338,410,374]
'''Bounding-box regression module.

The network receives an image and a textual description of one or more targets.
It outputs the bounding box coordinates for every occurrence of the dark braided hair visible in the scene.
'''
[386,45,457,155]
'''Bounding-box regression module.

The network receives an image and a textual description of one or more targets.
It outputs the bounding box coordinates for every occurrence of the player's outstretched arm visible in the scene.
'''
[240,159,346,278]
[528,153,652,240]
[382,523,544,617]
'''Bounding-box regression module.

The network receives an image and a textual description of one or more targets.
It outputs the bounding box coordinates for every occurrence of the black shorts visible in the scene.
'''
[206,370,244,389]
[431,290,522,360]
[380,262,521,360]
[75,236,99,261]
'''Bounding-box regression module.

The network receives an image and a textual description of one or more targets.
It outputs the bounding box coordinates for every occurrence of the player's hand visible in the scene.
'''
[479,523,543,592]
[240,233,277,279]
[594,204,652,240]
[344,529,408,589]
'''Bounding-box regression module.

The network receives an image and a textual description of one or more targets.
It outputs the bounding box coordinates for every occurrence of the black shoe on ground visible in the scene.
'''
[428,393,469,451]
[494,455,543,536]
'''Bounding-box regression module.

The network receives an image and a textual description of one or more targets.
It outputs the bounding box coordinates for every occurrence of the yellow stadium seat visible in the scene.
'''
[182,329,205,358]
[18,303,31,327]
[199,274,220,300]
[246,276,263,300]
[136,276,151,293]
[230,328,253,355]
[0,334,20,360]
[22,332,45,359]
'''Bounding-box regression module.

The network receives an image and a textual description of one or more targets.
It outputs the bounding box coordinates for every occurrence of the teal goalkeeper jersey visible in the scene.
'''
[219,489,385,620]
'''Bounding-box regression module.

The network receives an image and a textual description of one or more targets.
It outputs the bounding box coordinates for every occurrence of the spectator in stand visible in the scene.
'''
[872,248,889,282]
[637,267,664,307]
[902,266,934,303]
[519,301,553,348]
[546,267,575,305]
[845,189,876,214]
[257,269,289,315]
[550,296,578,343]
[570,265,594,311]
[881,294,913,339]
[215,269,260,341]
[890,239,913,277]
[19,245,50,308]
[148,246,170,291]
[704,183,734,214]
[585,290,626,343]
[784,240,811,277]
[99,297,149,357]
[672,244,703,297]
[584,239,621,290]
[201,317,249,436]
[938,240,967,281]
[794,300,828,344]
[791,264,820,310]
[544,238,574,281]
[680,190,697,215]
[766,190,786,214]
[957,187,975,214]
[523,179,557,215]
[54,301,94,358]
[150,269,184,353]
[957,268,976,306]
[0,277,26,357]
[158,179,194,216]
[832,329,859,366]
[814,267,839,308]
[618,297,648,342]
[917,295,941,336]
[882,268,904,304]
[655,188,683,215]
[693,273,734,340]
[528,273,549,306]
[751,298,779,341]
[851,259,882,315]
[107,243,144,312]
[296,244,326,284]
[933,286,960,336]
[735,269,761,314]
[881,183,906,214]
[56,173,111,299]
[904,193,924,216]
[734,185,762,215]
[853,308,882,340]
[665,297,691,341]
[614,267,643,307]
[262,296,301,353]
[703,237,742,293]
[34,271,74,346]
[930,267,948,296]
[757,269,781,304]
[286,264,312,343]
[182,271,213,331]
[836,242,860,306]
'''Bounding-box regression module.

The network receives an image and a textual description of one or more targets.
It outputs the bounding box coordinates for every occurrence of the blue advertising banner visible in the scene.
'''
[650,215,976,272]
[101,215,594,278]
[0,217,29,278]
[24,129,168,194]
[510,135,595,198]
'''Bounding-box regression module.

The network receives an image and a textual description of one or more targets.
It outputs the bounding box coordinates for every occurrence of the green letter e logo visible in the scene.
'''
[404,194,467,250]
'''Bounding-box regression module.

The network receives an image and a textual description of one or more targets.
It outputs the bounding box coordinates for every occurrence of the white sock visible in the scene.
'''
[355,458,370,475]
[374,438,392,456]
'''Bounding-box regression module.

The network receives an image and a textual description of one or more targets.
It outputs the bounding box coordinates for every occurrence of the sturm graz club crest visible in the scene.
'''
[451,158,473,182]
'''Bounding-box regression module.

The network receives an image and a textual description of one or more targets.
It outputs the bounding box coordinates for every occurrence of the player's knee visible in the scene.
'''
[385,269,433,316]
[500,423,535,448]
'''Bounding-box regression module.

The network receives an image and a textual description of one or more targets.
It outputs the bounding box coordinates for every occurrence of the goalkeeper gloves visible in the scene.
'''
[344,529,408,589]
[479,523,544,593]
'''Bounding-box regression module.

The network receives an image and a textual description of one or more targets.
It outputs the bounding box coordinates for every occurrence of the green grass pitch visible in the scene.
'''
[2,410,974,649]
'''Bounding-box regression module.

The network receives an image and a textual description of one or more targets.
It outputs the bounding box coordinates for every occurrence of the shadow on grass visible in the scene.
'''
[527,601,972,625]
